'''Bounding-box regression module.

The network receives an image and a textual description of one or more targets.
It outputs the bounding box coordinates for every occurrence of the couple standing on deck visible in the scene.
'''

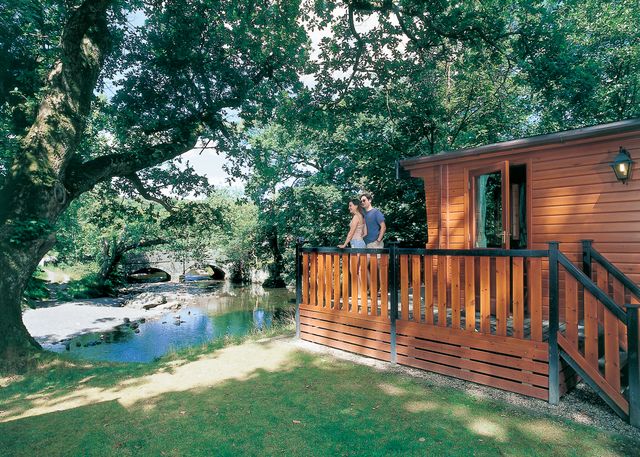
[338,193,386,249]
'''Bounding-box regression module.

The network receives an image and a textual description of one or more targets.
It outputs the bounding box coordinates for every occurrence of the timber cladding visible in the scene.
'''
[298,249,582,401]
[299,302,561,400]
[395,320,549,400]
[299,305,392,362]
[402,120,640,321]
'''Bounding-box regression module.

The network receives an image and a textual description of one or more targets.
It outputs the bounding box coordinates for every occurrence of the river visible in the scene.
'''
[37,281,295,363]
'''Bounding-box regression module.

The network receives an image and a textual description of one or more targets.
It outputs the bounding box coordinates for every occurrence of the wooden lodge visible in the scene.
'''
[295,119,640,426]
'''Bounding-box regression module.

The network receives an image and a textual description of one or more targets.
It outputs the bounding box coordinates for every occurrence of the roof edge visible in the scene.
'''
[400,118,640,169]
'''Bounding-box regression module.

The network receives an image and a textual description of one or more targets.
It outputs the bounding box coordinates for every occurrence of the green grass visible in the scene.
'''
[37,263,93,283]
[23,275,50,305]
[55,273,119,299]
[1,338,638,457]
[32,263,119,300]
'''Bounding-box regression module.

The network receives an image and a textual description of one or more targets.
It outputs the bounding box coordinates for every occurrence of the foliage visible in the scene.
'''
[2,0,640,352]
[23,273,49,307]
[513,0,640,131]
[0,0,310,351]
[207,190,261,283]
[55,273,119,300]
[221,0,640,287]
[52,185,257,284]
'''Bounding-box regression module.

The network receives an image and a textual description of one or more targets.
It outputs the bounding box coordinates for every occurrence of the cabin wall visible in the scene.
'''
[415,130,640,320]
[529,137,640,283]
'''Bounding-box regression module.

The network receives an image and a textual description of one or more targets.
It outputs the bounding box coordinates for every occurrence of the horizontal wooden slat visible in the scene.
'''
[532,183,629,199]
[533,222,640,234]
[300,323,390,352]
[397,320,549,361]
[532,190,640,208]
[398,344,548,387]
[301,332,391,361]
[300,305,390,330]
[532,172,616,190]
[533,211,640,225]
[300,316,391,343]
[397,355,548,401]
[395,335,548,375]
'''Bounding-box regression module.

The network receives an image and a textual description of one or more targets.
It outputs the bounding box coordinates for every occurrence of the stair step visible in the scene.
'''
[621,385,629,399]
[597,350,628,371]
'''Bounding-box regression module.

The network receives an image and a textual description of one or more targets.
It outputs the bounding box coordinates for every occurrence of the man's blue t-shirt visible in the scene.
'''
[363,208,385,244]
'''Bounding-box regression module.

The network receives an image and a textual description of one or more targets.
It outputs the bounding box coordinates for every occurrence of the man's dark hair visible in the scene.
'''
[359,192,373,201]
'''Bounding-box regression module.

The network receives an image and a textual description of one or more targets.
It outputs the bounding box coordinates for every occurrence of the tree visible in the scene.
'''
[0,0,307,354]
[226,0,640,289]
[513,0,640,131]
[205,190,260,283]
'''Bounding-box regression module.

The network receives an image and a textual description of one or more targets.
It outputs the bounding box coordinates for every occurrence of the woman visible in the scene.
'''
[338,198,367,248]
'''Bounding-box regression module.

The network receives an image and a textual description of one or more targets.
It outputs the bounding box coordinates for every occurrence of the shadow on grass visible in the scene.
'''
[0,334,295,422]
[0,347,638,457]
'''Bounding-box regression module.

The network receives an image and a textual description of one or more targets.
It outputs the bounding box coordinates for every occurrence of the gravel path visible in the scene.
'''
[294,339,640,442]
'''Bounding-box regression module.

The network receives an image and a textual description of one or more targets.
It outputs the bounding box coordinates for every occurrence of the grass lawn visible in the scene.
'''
[0,336,638,457]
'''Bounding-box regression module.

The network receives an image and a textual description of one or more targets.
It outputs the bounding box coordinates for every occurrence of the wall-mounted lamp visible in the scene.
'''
[610,147,634,184]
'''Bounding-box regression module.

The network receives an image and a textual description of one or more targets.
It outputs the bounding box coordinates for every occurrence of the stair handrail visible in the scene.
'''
[557,242,640,427]
[582,239,640,302]
[558,251,627,322]
[627,304,640,427]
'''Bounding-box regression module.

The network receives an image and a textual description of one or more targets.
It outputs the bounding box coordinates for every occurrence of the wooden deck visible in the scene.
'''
[298,242,628,415]
[296,244,639,423]
[298,247,558,400]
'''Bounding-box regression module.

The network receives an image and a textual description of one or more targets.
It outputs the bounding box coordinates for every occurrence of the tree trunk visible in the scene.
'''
[98,237,167,283]
[0,237,55,354]
[263,224,286,288]
[0,0,113,355]
[98,237,119,282]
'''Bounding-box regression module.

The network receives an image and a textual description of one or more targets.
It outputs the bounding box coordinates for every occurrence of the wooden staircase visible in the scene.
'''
[550,241,640,426]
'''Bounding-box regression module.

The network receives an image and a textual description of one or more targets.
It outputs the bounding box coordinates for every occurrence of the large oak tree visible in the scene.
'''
[0,0,307,354]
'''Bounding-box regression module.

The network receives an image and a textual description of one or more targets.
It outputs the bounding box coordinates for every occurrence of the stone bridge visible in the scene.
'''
[122,251,226,282]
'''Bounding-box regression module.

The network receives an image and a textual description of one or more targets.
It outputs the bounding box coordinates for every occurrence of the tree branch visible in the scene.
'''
[0,0,113,225]
[64,131,197,197]
[126,173,174,213]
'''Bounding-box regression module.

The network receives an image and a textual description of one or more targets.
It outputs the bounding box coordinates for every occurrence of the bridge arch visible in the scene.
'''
[184,264,226,281]
[127,267,171,283]
[123,252,225,283]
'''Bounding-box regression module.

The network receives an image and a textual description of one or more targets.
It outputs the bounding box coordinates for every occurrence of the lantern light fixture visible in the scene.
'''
[610,147,634,184]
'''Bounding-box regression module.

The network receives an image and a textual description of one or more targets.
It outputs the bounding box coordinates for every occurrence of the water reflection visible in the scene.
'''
[46,283,294,363]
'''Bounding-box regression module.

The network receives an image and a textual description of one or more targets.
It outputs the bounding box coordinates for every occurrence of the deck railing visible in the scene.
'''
[295,239,640,426]
[551,240,640,426]
[295,240,555,400]
[297,242,550,340]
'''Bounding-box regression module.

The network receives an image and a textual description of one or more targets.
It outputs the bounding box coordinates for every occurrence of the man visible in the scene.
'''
[360,193,386,248]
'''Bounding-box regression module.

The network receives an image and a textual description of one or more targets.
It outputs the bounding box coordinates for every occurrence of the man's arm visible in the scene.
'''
[377,221,386,242]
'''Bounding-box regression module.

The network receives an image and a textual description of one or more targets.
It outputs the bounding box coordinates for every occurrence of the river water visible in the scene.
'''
[45,281,295,363]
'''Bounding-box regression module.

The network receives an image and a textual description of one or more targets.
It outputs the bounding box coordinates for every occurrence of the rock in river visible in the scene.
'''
[126,292,167,310]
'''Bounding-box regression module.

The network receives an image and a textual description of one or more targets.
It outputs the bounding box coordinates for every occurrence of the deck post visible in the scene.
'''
[581,239,593,279]
[548,241,560,405]
[388,241,399,364]
[627,304,640,427]
[295,237,305,339]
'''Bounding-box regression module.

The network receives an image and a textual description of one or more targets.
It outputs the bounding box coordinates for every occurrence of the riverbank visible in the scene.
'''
[0,335,638,456]
[22,281,294,363]
[23,282,205,345]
